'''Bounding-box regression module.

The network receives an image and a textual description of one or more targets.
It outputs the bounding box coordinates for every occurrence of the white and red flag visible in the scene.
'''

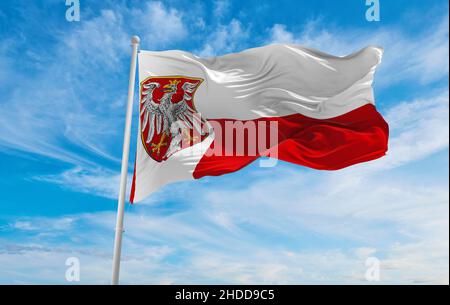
[130,45,389,203]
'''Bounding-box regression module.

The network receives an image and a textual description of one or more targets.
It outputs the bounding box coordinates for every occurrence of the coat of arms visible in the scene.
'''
[139,76,209,162]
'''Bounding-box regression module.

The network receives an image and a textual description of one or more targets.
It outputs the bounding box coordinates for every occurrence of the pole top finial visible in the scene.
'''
[131,35,140,45]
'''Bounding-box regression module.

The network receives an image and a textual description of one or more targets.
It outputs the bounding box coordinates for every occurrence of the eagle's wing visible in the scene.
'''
[141,82,168,143]
[171,82,205,136]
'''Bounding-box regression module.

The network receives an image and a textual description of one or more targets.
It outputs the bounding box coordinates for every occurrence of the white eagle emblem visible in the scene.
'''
[139,77,208,162]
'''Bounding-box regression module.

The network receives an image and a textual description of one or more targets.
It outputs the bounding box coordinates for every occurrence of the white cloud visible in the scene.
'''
[197,19,249,57]
[34,167,122,200]
[354,247,377,259]
[269,24,296,44]
[213,0,231,19]
[378,90,449,169]
[10,217,75,232]
[131,2,187,48]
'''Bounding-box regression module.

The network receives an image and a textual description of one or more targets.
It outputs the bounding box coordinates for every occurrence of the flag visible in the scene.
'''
[130,44,388,203]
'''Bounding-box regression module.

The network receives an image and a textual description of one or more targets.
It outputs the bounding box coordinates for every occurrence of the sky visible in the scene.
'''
[0,0,448,284]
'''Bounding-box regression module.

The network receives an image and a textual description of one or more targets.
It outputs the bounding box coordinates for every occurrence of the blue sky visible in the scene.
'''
[0,0,448,284]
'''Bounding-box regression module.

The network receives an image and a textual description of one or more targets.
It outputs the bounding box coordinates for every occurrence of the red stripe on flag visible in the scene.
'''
[193,104,389,178]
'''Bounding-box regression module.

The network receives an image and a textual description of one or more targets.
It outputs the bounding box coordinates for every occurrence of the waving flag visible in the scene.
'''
[130,44,389,203]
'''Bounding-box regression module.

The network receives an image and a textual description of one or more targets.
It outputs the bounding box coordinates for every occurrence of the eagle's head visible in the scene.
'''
[163,79,180,93]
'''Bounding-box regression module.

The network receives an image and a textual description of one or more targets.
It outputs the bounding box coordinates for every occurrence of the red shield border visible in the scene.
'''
[139,76,208,162]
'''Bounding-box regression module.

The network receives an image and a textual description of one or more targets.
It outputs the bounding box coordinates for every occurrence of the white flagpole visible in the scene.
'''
[111,35,140,285]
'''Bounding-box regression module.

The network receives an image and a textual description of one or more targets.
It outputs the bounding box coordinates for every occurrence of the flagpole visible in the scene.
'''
[111,35,140,285]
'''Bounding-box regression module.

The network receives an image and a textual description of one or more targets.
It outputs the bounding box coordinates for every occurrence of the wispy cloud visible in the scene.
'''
[213,0,231,19]
[34,167,122,200]
[372,90,449,170]
[197,19,249,57]
[1,160,448,284]
[0,1,193,163]
[0,8,129,166]
[131,1,187,48]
